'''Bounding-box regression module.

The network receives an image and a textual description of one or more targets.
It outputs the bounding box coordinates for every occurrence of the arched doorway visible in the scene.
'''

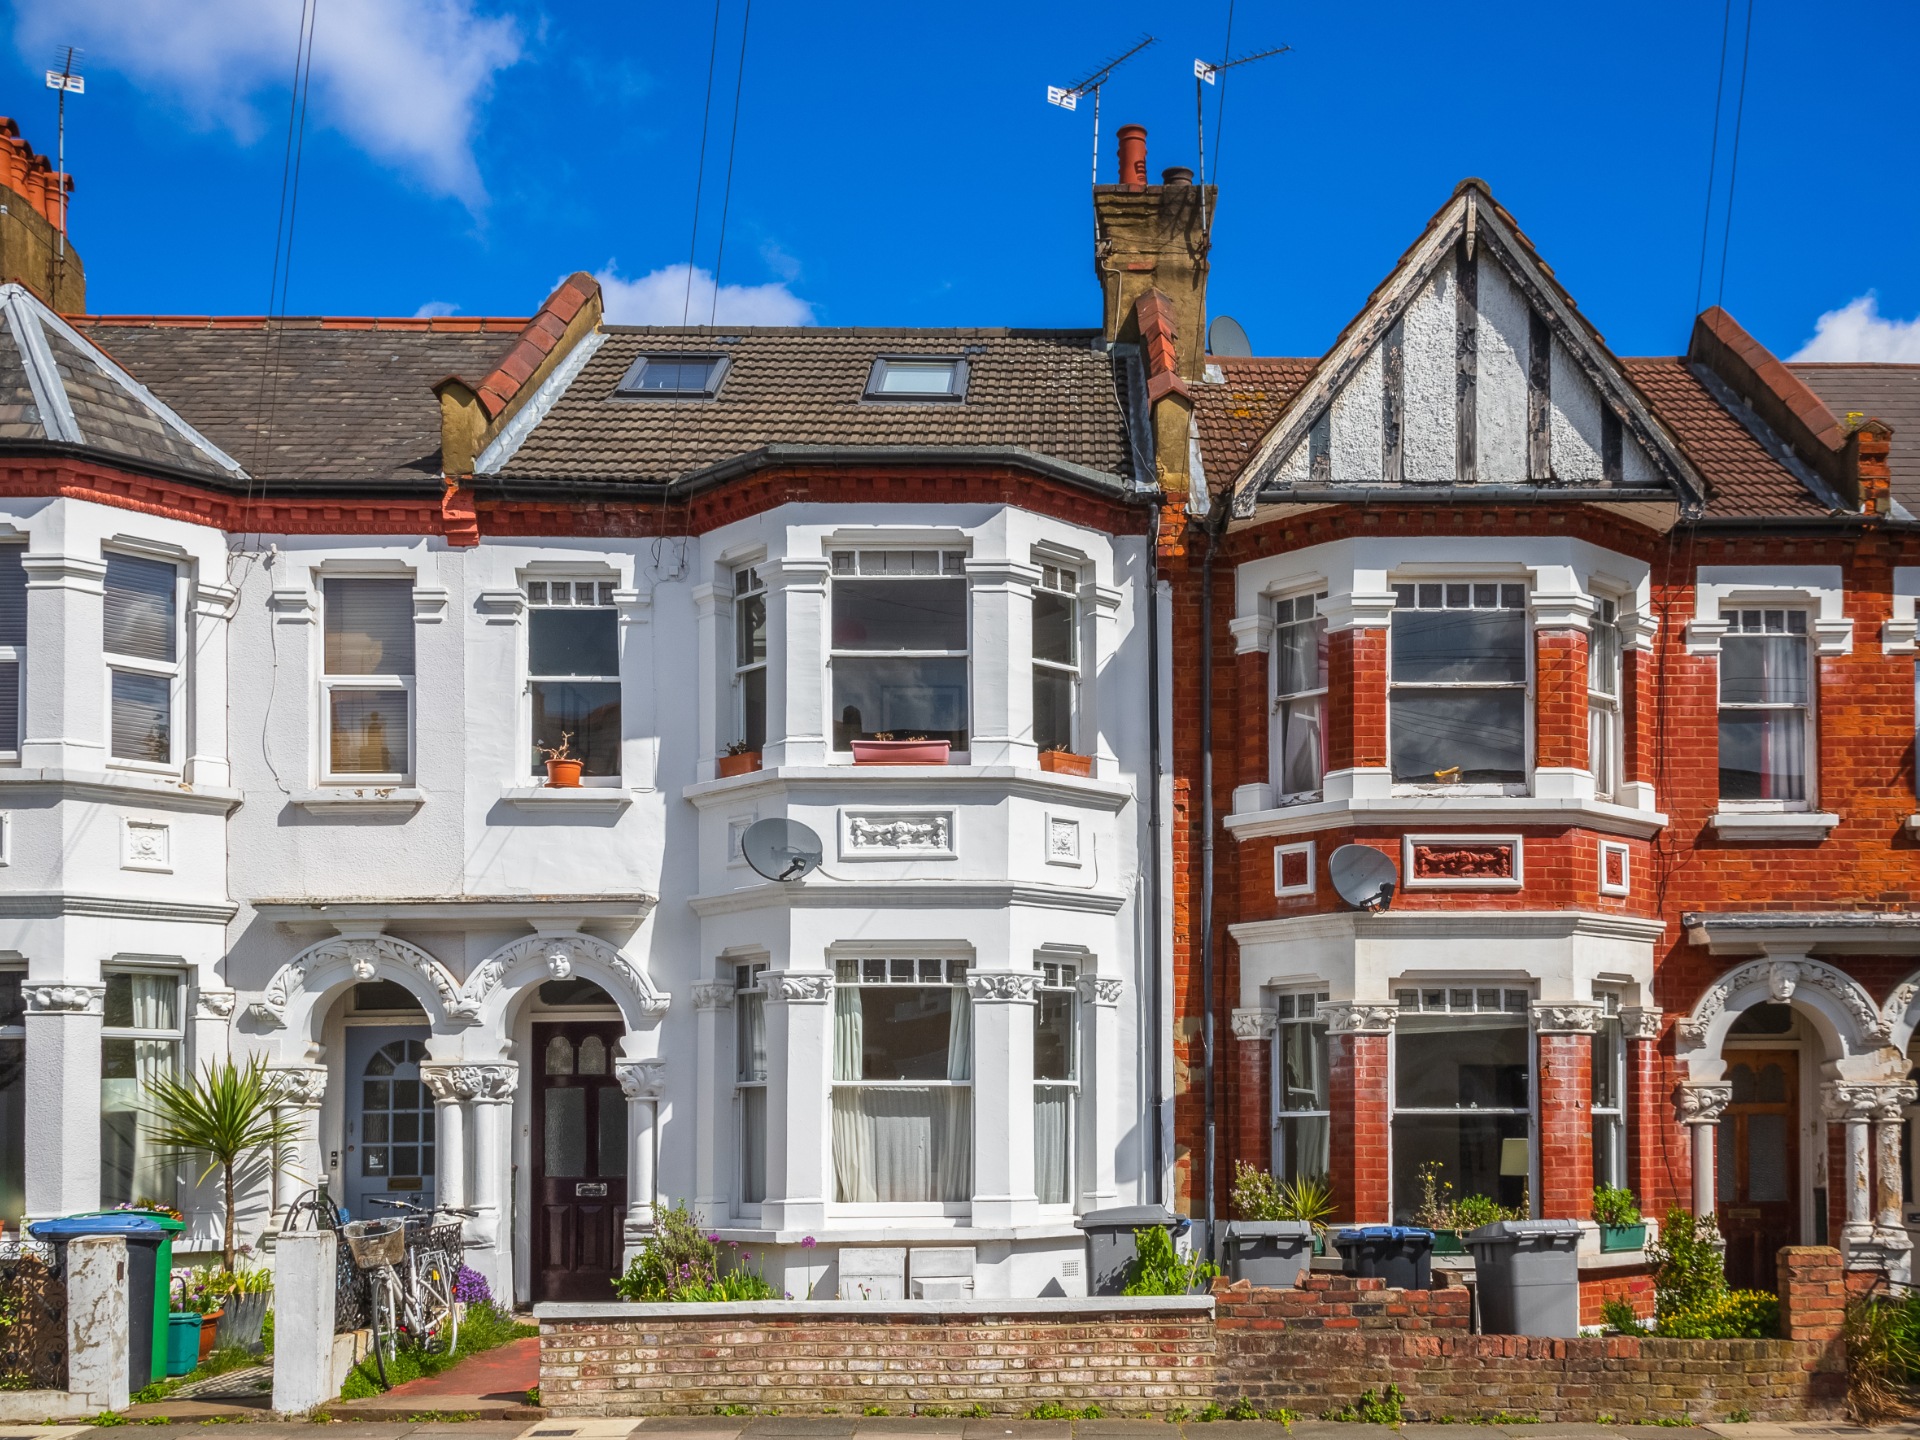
[341,991,436,1220]
[1716,1007,1800,1291]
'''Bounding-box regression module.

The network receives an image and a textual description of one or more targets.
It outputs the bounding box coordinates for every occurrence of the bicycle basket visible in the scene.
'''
[341,1219,405,1269]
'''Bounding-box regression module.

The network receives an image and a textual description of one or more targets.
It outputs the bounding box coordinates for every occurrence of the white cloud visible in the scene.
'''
[413,301,461,318]
[13,0,522,206]
[592,263,815,327]
[1789,294,1920,363]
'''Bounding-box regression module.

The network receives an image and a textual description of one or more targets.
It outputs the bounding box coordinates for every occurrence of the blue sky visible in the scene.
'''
[10,0,1918,361]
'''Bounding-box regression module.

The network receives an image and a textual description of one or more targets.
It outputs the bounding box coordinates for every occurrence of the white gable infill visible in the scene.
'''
[0,283,248,478]
[1228,184,1705,519]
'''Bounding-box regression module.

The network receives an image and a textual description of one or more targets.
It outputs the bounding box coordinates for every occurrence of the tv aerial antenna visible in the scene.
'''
[44,46,84,267]
[1193,42,1289,227]
[1047,34,1157,191]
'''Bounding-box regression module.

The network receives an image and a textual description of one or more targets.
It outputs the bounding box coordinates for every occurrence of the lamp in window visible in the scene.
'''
[1499,1138,1530,1179]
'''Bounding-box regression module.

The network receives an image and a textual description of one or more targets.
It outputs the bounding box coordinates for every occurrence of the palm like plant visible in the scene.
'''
[143,1056,302,1272]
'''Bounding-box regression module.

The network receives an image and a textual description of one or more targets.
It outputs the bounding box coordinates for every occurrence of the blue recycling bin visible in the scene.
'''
[32,1214,166,1391]
[1333,1225,1435,1290]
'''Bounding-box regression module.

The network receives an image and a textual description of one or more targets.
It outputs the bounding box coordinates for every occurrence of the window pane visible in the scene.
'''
[737,992,768,1082]
[0,973,21,1029]
[531,680,620,776]
[101,1036,179,1207]
[1589,702,1614,796]
[1280,1022,1329,1112]
[1593,1115,1625,1191]
[530,608,618,677]
[740,667,766,751]
[832,1086,971,1202]
[1034,667,1073,752]
[832,578,967,652]
[597,1087,627,1179]
[1390,689,1526,783]
[1276,616,1326,696]
[832,655,969,749]
[1277,1115,1330,1181]
[544,1087,587,1177]
[877,361,958,395]
[1718,709,1807,801]
[0,1037,21,1223]
[736,591,766,667]
[1589,617,1621,695]
[1721,635,1809,706]
[100,974,178,1032]
[1391,609,1525,684]
[851,986,959,1080]
[1033,590,1075,666]
[0,547,23,646]
[1747,1114,1789,1203]
[1278,695,1326,795]
[110,671,171,763]
[103,555,176,663]
[329,689,409,775]
[323,579,413,676]
[1395,1019,1528,1109]
[741,1087,767,1203]
[1390,1112,1528,1220]
[1592,1023,1620,1108]
[0,660,16,753]
[1035,990,1074,1080]
[1035,1084,1072,1204]
[635,359,715,392]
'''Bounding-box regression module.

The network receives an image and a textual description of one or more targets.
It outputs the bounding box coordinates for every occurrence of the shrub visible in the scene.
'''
[1122,1225,1217,1296]
[1229,1163,1335,1229]
[1591,1185,1642,1228]
[1600,1296,1644,1333]
[612,1202,779,1302]
[1845,1293,1919,1422]
[1656,1290,1778,1339]
[1410,1161,1520,1231]
[1646,1206,1725,1318]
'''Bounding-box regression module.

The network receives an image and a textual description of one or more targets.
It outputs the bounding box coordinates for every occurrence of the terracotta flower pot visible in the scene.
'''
[1038,750,1093,777]
[717,750,762,778]
[544,758,583,788]
[199,1308,223,1363]
[851,739,951,766]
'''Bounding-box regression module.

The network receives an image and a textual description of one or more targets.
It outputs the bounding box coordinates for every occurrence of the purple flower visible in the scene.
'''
[451,1265,492,1305]
[800,1236,817,1249]
[707,1233,722,1243]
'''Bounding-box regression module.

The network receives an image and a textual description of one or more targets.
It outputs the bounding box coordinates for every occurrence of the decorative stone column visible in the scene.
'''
[1618,608,1660,811]
[20,552,108,768]
[1077,974,1123,1211]
[1323,1003,1396,1221]
[691,582,725,781]
[1677,1082,1732,1223]
[1824,1081,1917,1279]
[1620,1006,1665,1208]
[761,972,833,1231]
[466,1064,518,1302]
[266,1065,328,1221]
[616,1057,667,1252]
[24,982,105,1219]
[1870,1085,1916,1282]
[691,981,734,1225]
[1081,581,1123,774]
[1230,1007,1275,1178]
[1533,1003,1601,1220]
[965,560,1041,768]
[418,1065,469,1214]
[187,577,237,787]
[760,557,831,768]
[969,971,1040,1228]
[1822,1082,1877,1261]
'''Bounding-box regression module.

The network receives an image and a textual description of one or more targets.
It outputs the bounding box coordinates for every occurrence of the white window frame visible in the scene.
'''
[103,551,185,774]
[1592,992,1628,1194]
[732,566,767,752]
[524,576,622,785]
[1273,840,1315,898]
[1587,595,1623,801]
[0,543,23,765]
[318,576,416,787]
[827,549,972,760]
[1387,581,1532,797]
[1271,990,1331,1182]
[1716,607,1815,812]
[1033,563,1081,755]
[735,961,768,1210]
[1270,590,1329,801]
[100,965,188,1208]
[1034,959,1078,1208]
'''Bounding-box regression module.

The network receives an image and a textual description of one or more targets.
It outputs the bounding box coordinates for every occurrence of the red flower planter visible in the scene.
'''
[544,759,583,788]
[717,750,762,777]
[1038,750,1093,777]
[851,739,952,766]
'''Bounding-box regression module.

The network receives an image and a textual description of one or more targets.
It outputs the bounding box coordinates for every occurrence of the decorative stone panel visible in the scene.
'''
[838,809,956,860]
[1402,834,1522,890]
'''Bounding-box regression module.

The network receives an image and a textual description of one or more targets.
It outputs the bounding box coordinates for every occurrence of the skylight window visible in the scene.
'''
[615,354,728,398]
[866,357,968,401]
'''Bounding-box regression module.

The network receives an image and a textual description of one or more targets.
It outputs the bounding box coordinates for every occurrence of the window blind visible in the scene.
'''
[110,672,171,763]
[103,555,176,663]
[0,547,23,647]
[324,579,414,676]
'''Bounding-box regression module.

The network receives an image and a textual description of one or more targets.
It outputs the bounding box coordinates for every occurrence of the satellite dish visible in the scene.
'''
[1328,844,1397,912]
[741,818,824,883]
[1208,315,1253,358]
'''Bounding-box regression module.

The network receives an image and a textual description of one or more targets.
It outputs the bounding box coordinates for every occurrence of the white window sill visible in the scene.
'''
[0,767,243,814]
[1711,810,1839,842]
[685,762,1133,812]
[1224,793,1668,841]
[293,788,424,815]
[501,785,634,813]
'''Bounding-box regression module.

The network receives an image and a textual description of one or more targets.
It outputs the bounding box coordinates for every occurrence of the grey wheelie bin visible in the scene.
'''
[1221,1220,1315,1289]
[1076,1204,1182,1295]
[1333,1225,1434,1289]
[1463,1219,1582,1336]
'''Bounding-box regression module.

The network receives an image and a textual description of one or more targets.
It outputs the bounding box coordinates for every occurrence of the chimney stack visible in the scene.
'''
[0,118,83,312]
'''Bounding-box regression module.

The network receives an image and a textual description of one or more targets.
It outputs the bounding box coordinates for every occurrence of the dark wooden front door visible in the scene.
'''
[1719,1050,1799,1292]
[532,1021,628,1303]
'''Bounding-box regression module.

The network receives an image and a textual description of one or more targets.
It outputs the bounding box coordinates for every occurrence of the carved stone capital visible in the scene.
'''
[266,1065,328,1108]
[464,1064,519,1101]
[1323,1002,1397,1036]
[1231,1007,1277,1041]
[27,983,103,1014]
[1532,1002,1603,1035]
[1677,1083,1732,1125]
[1870,1083,1919,1124]
[195,987,237,1019]
[692,982,736,1011]
[1076,974,1123,1007]
[1620,1006,1664,1042]
[766,972,833,1004]
[968,971,1039,1004]
[1827,1080,1918,1124]
[616,1058,667,1099]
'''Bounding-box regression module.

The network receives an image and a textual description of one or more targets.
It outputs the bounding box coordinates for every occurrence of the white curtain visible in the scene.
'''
[1034,1086,1070,1204]
[743,993,769,1082]
[832,986,973,1203]
[105,977,180,1205]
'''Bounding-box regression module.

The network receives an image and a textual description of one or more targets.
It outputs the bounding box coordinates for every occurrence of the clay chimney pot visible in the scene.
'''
[1116,124,1147,187]
[1161,166,1193,187]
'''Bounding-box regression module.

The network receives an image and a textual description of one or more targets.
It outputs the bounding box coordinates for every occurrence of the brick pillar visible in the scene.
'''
[1619,623,1658,809]
[1324,624,1388,779]
[1532,626,1591,777]
[1622,1009,1669,1212]
[1231,1009,1273,1177]
[1777,1246,1845,1351]
[1534,1008,1598,1220]
[1325,1008,1393,1223]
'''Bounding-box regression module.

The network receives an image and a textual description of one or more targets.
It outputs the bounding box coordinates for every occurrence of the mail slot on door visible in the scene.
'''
[576,1182,608,1197]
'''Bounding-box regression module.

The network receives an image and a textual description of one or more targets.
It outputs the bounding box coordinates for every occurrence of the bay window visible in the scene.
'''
[732,567,766,752]
[1593,994,1627,1191]
[101,970,184,1208]
[527,579,620,778]
[832,957,972,1204]
[1390,986,1531,1220]
[322,578,414,782]
[0,546,22,762]
[735,962,767,1205]
[1034,960,1077,1206]
[1273,592,1328,798]
[104,553,180,767]
[1273,990,1330,1181]
[830,550,969,752]
[1718,609,1810,805]
[1033,566,1079,754]
[1588,597,1622,800]
[1389,583,1528,788]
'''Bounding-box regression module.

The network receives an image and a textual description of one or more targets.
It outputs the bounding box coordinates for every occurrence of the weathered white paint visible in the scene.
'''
[272,1231,339,1413]
[1475,256,1531,482]
[1399,266,1456,483]
[1549,335,1605,481]
[65,1234,130,1413]
[1327,344,1382,483]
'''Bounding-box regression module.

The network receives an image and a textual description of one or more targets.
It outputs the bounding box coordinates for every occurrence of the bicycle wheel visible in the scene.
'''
[416,1248,460,1355]
[367,1268,400,1384]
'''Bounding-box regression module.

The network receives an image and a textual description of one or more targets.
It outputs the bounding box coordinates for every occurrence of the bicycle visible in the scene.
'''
[341,1197,476,1384]
[281,1183,342,1232]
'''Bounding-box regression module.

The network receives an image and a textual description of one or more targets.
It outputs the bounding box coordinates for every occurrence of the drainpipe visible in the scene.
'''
[1199,513,1218,1256]
[1145,505,1167,1204]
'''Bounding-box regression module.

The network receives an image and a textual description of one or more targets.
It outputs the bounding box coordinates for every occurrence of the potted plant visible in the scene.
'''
[1222,1161,1328,1287]
[172,1270,226,1365]
[1592,1184,1647,1252]
[1412,1161,1522,1254]
[717,739,762,778]
[539,731,583,787]
[850,732,951,766]
[210,1264,273,1352]
[1038,744,1093,778]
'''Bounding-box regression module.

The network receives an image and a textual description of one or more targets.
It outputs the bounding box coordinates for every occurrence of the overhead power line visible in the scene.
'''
[681,0,726,326]
[709,0,755,327]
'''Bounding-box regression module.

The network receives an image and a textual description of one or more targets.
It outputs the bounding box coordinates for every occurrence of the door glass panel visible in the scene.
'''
[545,1087,587,1177]
[1729,1063,1756,1103]
[1747,1114,1789,1202]
[1717,1118,1735,1201]
[597,1088,627,1179]
[546,1034,574,1075]
[1756,1063,1787,1103]
[578,1035,608,1075]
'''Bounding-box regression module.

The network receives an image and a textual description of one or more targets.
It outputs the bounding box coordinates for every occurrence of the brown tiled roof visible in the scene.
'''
[1192,357,1315,489]
[1621,357,1830,519]
[68,316,524,486]
[492,327,1134,488]
[1790,363,1920,513]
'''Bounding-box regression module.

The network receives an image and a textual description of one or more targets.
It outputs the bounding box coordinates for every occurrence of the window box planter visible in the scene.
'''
[851,739,951,766]
[1430,1228,1467,1256]
[1039,750,1093,777]
[1222,1220,1315,1289]
[1598,1221,1647,1253]
[544,758,584,788]
[717,750,762,778]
